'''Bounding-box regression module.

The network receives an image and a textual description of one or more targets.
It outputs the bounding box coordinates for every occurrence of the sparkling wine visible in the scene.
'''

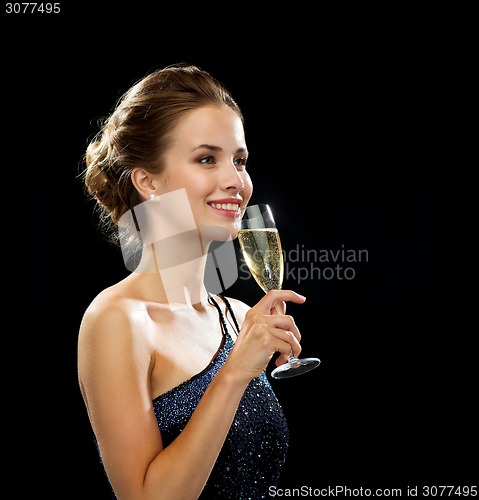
[239,203,320,379]
[238,228,284,293]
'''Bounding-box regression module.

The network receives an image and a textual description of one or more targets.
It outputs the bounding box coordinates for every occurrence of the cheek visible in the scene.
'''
[183,171,216,196]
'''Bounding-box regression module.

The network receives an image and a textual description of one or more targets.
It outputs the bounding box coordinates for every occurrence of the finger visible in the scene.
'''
[254,314,302,343]
[271,300,286,315]
[256,290,306,314]
[254,314,301,341]
[272,329,302,359]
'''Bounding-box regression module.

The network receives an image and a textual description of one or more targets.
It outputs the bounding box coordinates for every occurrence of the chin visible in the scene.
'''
[200,224,236,243]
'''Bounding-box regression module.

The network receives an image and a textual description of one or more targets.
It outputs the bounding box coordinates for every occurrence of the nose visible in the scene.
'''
[221,162,244,193]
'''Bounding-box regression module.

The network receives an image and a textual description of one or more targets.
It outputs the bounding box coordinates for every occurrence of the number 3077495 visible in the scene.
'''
[5,3,61,14]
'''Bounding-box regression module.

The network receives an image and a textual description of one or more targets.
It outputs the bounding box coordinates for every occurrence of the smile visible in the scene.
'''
[209,202,240,211]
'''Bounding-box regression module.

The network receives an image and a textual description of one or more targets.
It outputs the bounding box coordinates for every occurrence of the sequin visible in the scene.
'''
[95,295,289,499]
[153,295,289,499]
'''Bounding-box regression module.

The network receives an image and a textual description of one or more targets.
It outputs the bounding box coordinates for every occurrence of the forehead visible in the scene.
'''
[174,105,245,146]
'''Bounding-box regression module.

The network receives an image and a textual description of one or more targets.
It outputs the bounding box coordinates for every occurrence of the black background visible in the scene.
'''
[6,4,471,498]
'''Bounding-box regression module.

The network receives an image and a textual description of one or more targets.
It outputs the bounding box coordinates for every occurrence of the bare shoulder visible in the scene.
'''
[77,282,155,391]
[78,284,135,349]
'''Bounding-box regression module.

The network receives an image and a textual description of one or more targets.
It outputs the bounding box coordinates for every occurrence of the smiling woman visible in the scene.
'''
[77,63,309,499]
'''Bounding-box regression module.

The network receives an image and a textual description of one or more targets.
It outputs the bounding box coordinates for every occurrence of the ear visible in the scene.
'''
[131,167,156,201]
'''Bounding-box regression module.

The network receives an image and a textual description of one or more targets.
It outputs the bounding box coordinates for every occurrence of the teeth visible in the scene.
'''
[210,203,239,211]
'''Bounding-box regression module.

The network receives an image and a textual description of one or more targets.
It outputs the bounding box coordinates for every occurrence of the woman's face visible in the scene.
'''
[155,105,253,239]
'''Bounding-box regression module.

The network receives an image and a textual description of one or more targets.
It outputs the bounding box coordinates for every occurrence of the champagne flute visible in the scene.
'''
[237,203,321,379]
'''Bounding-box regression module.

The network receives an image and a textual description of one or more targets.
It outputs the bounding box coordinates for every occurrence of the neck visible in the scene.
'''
[157,254,210,306]
[131,234,213,307]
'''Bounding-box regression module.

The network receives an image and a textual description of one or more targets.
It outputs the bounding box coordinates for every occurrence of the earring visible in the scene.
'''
[149,194,156,200]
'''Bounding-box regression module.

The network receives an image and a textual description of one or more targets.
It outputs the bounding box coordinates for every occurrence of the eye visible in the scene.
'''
[199,155,216,166]
[234,157,248,170]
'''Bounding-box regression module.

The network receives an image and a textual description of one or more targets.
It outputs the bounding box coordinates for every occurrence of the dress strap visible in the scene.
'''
[208,293,229,338]
[218,294,241,335]
[207,293,241,337]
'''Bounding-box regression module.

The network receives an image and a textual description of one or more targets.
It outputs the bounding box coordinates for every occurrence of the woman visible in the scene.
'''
[78,63,306,499]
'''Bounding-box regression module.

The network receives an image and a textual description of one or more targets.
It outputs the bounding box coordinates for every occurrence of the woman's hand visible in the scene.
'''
[223,290,306,381]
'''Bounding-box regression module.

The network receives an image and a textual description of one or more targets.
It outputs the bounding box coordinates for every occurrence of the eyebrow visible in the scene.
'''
[192,144,248,154]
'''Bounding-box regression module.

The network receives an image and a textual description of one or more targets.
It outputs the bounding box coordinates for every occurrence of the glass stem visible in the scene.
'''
[274,303,299,363]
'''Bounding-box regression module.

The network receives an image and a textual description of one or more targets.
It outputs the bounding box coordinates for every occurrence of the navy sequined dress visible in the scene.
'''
[95,294,289,499]
[152,294,289,499]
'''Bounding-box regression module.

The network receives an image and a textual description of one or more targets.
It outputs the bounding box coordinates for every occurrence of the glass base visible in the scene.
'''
[271,357,321,379]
